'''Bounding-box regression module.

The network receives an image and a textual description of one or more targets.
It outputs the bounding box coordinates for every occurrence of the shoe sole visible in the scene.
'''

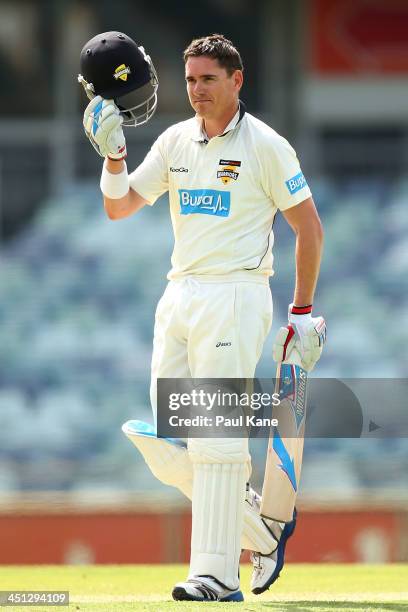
[172,586,244,602]
[252,508,297,595]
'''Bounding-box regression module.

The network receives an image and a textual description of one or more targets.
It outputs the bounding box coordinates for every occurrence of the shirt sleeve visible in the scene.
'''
[261,134,312,211]
[128,132,168,205]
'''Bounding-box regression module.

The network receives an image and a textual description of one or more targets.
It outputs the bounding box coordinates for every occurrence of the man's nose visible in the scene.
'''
[193,81,205,96]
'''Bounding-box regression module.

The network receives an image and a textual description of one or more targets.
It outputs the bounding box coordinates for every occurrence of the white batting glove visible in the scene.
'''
[273,304,327,371]
[83,96,127,160]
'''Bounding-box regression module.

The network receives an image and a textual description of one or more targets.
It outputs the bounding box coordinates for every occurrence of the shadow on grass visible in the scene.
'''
[256,603,406,611]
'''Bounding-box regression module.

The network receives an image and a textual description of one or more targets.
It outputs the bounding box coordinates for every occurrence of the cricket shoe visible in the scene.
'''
[251,508,297,594]
[172,575,244,602]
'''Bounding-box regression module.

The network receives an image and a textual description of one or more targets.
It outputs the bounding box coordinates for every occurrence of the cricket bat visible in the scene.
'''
[260,346,308,523]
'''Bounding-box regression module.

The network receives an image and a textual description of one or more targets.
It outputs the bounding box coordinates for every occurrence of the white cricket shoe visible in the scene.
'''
[172,575,244,602]
[251,508,297,594]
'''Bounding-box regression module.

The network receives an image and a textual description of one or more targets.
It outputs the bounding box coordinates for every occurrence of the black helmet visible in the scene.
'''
[78,31,158,126]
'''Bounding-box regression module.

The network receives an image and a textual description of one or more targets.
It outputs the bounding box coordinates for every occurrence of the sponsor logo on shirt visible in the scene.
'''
[217,159,241,185]
[178,189,230,217]
[285,171,308,195]
[170,167,189,172]
[216,341,232,347]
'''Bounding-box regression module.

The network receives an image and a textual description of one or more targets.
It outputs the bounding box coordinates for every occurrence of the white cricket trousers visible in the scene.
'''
[150,277,273,418]
[150,276,272,590]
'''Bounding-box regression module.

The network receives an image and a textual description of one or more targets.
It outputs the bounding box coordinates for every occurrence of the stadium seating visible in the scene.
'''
[0,179,407,498]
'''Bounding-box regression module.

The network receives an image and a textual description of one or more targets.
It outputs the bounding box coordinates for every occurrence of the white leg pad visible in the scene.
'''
[187,438,248,590]
[241,487,279,555]
[122,420,192,497]
[122,421,277,555]
[189,461,246,590]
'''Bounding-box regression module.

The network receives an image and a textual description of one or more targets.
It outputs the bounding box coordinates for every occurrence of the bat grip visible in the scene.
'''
[282,345,304,369]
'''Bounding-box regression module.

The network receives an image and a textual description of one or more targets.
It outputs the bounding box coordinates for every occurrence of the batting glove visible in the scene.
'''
[83,96,127,160]
[273,304,327,371]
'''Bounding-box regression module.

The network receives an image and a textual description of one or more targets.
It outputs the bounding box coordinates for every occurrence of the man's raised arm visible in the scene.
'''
[102,158,148,220]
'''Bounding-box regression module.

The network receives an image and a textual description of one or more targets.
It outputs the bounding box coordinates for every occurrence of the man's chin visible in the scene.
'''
[193,101,213,116]
[194,107,212,120]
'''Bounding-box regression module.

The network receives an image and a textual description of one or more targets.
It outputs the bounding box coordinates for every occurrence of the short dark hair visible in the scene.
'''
[183,34,243,76]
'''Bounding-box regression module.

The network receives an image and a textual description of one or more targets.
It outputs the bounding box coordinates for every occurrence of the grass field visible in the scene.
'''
[1,564,407,611]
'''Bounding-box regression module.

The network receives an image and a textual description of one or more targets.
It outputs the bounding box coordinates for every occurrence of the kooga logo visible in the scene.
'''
[170,167,189,172]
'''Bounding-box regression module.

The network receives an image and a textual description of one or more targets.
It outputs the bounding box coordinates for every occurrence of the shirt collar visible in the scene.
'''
[191,100,246,142]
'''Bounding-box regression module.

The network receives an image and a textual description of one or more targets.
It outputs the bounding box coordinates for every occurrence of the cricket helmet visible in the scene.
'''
[78,31,158,126]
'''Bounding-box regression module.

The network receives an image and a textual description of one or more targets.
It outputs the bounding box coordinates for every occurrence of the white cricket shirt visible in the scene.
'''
[128,104,312,280]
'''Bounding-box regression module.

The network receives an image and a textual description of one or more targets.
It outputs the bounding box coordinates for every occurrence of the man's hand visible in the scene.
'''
[83,96,127,160]
[273,304,326,371]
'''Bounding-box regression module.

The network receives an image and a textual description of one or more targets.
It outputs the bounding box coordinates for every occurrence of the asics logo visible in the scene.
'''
[216,342,232,347]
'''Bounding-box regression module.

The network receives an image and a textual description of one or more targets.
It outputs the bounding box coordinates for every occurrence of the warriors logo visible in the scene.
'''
[114,64,131,82]
[217,159,241,185]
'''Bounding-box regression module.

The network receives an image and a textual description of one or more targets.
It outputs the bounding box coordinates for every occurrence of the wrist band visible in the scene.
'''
[291,304,312,315]
[100,160,129,199]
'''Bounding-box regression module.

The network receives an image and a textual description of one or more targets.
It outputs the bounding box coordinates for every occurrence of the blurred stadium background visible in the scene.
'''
[0,0,407,566]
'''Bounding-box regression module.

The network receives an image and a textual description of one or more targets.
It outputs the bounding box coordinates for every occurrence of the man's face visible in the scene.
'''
[185,56,242,120]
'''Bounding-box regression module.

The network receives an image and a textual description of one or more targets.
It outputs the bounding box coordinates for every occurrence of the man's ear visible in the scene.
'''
[233,69,243,91]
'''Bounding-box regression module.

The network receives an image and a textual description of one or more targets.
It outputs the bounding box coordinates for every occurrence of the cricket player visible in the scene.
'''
[79,32,326,602]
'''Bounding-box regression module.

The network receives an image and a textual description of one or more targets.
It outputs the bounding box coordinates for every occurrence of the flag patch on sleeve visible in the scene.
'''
[285,172,308,195]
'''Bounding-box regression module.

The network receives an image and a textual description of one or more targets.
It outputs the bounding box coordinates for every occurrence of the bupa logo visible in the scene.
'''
[178,189,230,217]
[285,172,308,195]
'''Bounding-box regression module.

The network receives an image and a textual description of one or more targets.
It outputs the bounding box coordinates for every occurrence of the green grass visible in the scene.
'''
[0,564,407,611]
